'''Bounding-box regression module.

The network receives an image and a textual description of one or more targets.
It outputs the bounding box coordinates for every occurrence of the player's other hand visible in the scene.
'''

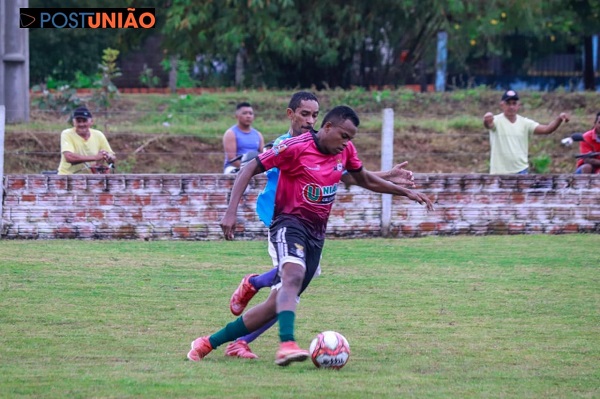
[406,190,435,212]
[220,213,236,240]
[388,161,415,188]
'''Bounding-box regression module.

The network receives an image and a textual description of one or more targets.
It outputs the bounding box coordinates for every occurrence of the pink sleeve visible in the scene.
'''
[258,141,295,171]
[344,142,363,171]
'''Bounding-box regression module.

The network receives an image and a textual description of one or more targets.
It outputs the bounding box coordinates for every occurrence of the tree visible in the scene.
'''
[28,0,166,85]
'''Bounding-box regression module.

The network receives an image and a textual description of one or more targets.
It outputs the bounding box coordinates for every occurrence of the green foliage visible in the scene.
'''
[44,76,70,90]
[28,0,166,85]
[174,60,199,89]
[139,64,160,88]
[71,70,97,89]
[160,59,201,89]
[373,90,391,105]
[449,86,486,102]
[30,85,83,116]
[92,48,122,113]
[158,1,599,88]
[27,0,600,90]
[531,154,552,173]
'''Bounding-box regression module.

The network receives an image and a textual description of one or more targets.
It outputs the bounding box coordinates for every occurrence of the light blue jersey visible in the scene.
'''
[256,132,291,227]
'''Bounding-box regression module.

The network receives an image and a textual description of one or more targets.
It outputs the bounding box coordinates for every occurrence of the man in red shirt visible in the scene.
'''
[186,105,434,366]
[575,112,600,174]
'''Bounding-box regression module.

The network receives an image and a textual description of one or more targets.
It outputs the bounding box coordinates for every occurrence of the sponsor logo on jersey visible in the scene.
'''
[273,143,287,155]
[302,183,338,205]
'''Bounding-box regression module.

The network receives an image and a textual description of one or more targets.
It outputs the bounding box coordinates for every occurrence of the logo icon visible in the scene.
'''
[20,13,36,28]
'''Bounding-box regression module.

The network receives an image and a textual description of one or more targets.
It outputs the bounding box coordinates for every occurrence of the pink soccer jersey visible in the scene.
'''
[258,132,363,238]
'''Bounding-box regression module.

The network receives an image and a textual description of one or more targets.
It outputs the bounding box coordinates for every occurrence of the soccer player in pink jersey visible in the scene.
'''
[225,92,415,359]
[187,105,434,366]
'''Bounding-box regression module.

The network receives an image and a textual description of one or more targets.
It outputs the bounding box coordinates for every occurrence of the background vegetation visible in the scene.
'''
[5,89,600,174]
[28,0,600,89]
[1,236,598,398]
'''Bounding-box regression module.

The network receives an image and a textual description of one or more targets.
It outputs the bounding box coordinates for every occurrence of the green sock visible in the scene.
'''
[278,310,296,342]
[208,317,249,349]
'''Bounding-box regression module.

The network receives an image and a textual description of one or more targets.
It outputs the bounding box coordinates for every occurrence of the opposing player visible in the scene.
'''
[224,93,415,359]
[187,105,434,366]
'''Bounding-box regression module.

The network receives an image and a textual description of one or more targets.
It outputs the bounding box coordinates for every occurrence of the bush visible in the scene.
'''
[31,85,82,116]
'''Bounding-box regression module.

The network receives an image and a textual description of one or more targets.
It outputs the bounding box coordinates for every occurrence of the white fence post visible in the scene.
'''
[381,108,394,237]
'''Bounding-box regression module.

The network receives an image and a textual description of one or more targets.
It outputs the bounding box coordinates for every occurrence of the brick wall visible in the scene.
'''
[1,174,599,240]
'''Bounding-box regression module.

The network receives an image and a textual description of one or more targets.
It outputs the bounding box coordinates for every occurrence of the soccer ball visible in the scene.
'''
[309,331,350,369]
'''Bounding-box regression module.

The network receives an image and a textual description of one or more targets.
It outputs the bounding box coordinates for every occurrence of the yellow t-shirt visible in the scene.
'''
[489,114,539,174]
[57,128,114,175]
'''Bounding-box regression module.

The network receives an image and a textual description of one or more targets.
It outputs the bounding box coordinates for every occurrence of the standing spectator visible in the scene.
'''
[483,90,570,174]
[223,102,265,173]
[575,112,600,174]
[57,107,116,175]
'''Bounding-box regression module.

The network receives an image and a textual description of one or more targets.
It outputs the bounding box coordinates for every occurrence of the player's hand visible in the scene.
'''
[406,190,435,211]
[559,113,570,123]
[387,162,415,188]
[220,213,237,240]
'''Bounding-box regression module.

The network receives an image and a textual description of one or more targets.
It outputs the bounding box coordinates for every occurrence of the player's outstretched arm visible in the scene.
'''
[350,169,434,211]
[341,161,415,188]
[221,159,264,240]
[374,161,415,187]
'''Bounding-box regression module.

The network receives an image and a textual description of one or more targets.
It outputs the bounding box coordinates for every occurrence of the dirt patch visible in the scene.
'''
[4,91,595,175]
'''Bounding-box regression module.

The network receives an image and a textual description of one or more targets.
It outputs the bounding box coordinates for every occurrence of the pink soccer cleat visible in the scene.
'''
[187,336,213,362]
[275,341,309,366]
[230,274,259,316]
[225,340,259,359]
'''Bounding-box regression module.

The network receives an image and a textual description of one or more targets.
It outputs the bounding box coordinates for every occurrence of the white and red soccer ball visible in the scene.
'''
[309,331,350,369]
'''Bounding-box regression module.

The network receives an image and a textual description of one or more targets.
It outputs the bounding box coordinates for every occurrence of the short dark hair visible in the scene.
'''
[321,105,360,128]
[288,91,319,111]
[595,111,600,124]
[236,102,252,110]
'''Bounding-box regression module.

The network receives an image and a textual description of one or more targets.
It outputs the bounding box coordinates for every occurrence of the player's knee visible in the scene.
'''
[281,263,305,288]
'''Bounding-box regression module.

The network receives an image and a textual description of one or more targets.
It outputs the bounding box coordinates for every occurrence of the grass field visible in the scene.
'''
[1,235,598,398]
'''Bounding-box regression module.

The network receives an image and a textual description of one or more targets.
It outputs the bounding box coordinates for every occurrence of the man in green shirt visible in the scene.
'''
[483,90,569,174]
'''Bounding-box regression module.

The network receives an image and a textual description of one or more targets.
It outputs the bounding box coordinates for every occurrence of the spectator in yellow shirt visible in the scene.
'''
[483,90,569,174]
[57,107,116,175]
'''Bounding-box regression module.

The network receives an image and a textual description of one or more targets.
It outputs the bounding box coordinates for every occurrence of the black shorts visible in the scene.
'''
[269,216,324,296]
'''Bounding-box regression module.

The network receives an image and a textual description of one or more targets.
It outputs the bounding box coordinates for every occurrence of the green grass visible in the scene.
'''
[0,235,598,398]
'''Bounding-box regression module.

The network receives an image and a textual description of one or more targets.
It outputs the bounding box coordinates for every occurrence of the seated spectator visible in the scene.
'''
[57,107,116,175]
[575,111,600,174]
[222,102,264,173]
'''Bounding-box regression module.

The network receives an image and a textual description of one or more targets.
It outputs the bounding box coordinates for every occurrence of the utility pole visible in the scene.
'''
[1,0,30,123]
